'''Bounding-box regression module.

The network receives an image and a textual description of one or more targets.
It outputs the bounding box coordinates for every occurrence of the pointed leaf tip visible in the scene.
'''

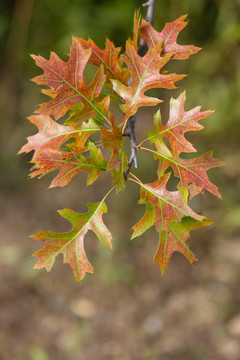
[32,200,112,282]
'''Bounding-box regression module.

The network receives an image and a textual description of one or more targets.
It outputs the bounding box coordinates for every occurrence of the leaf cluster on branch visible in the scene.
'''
[19,9,223,281]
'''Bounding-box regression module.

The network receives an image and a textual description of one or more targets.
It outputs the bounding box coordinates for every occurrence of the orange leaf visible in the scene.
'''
[140,15,200,59]
[32,38,109,122]
[154,217,212,274]
[111,41,185,125]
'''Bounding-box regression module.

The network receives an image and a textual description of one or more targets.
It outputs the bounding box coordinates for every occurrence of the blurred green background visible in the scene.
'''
[0,0,240,359]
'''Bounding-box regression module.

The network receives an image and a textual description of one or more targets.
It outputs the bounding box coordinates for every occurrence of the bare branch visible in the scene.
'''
[123,116,138,180]
[123,0,156,179]
[138,0,156,56]
[142,0,156,25]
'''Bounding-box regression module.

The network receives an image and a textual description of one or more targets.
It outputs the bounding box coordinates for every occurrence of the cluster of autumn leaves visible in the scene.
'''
[19,13,223,281]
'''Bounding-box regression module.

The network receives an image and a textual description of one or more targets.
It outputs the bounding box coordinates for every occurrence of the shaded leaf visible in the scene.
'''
[135,173,203,233]
[100,113,123,171]
[32,201,112,282]
[110,150,127,193]
[65,96,110,126]
[100,113,126,192]
[154,217,213,274]
[32,143,107,188]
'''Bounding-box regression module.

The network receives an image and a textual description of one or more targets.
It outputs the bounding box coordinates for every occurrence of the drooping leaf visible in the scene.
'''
[32,37,109,122]
[131,202,155,239]
[32,201,112,282]
[133,173,203,234]
[32,143,107,188]
[140,15,200,59]
[100,113,126,192]
[100,113,123,170]
[132,179,213,273]
[147,92,213,156]
[154,217,213,274]
[111,41,185,126]
[110,150,128,193]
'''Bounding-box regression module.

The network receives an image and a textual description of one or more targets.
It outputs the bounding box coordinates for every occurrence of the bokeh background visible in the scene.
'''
[0,0,240,359]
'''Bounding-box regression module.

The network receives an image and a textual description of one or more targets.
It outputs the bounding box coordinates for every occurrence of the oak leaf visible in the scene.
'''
[154,217,213,274]
[32,38,109,122]
[148,92,213,156]
[32,201,112,282]
[100,113,126,192]
[78,38,130,85]
[140,15,200,59]
[111,41,185,125]
[31,143,107,188]
[132,173,203,235]
[149,141,223,200]
[18,114,97,161]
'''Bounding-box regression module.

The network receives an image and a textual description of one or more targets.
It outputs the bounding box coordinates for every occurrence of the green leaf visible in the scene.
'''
[32,201,112,282]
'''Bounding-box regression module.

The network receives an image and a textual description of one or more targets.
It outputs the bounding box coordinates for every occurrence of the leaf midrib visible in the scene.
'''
[36,55,107,122]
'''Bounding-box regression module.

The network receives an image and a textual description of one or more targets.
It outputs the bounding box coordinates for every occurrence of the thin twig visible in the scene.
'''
[123,116,139,180]
[123,0,156,179]
[138,0,156,56]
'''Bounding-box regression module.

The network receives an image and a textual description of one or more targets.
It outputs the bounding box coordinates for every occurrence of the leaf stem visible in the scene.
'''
[128,171,142,186]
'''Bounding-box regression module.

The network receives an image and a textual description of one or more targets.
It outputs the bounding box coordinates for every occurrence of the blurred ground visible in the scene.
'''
[0,0,240,359]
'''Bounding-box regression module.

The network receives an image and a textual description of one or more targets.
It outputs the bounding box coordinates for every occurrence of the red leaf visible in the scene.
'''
[32,201,112,282]
[32,38,109,121]
[149,142,223,199]
[134,173,203,233]
[100,113,123,170]
[111,41,185,125]
[148,92,213,156]
[154,217,213,274]
[65,96,110,126]
[78,38,130,84]
[140,15,200,59]
[100,113,126,192]
[32,143,107,188]
[18,114,92,161]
